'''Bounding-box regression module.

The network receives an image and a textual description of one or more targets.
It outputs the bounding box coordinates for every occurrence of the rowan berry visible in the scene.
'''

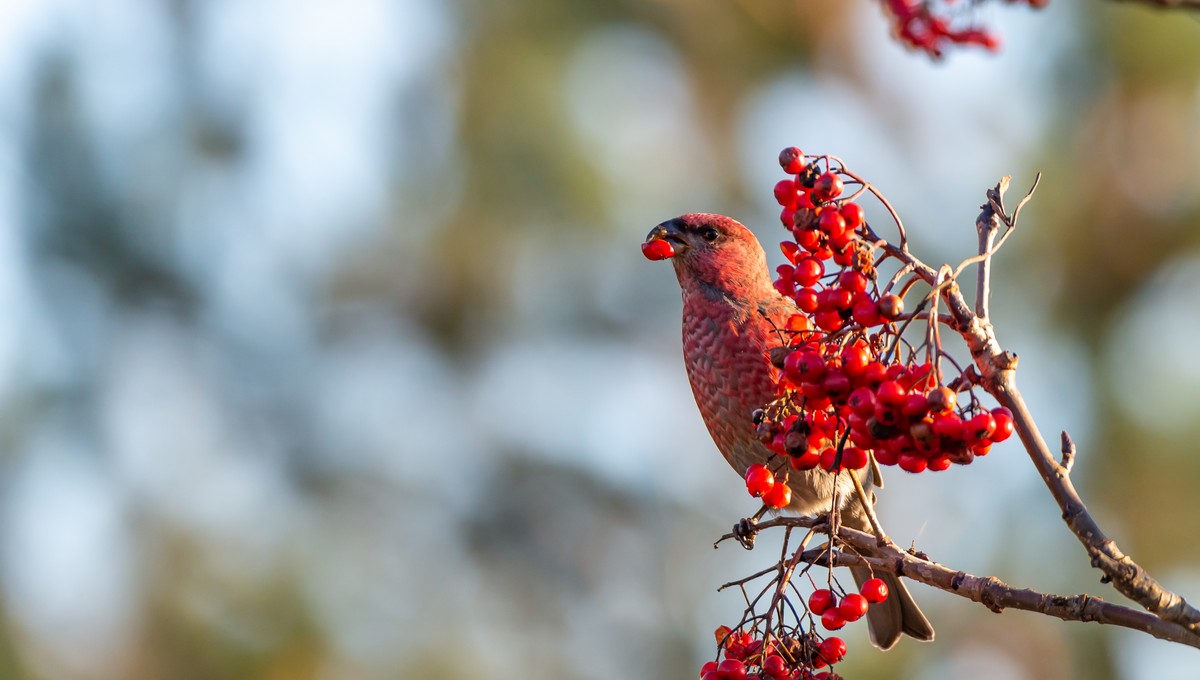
[762,482,792,508]
[820,607,846,631]
[818,209,847,238]
[990,407,1015,441]
[813,172,844,202]
[779,147,805,174]
[744,464,775,498]
[837,270,869,294]
[840,202,865,230]
[898,453,927,473]
[860,577,889,603]
[793,256,824,287]
[817,637,847,664]
[808,588,835,615]
[926,385,957,414]
[641,239,675,260]
[775,179,799,208]
[845,447,870,470]
[717,658,747,679]
[878,293,904,319]
[966,412,996,440]
[837,592,869,622]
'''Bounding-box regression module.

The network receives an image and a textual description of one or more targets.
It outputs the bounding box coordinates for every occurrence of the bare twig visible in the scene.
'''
[848,470,887,546]
[974,181,1004,318]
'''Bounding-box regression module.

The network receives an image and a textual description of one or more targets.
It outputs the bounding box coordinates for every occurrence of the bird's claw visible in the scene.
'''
[734,517,759,550]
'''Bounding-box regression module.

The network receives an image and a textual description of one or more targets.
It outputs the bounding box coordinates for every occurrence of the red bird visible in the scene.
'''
[645,213,934,650]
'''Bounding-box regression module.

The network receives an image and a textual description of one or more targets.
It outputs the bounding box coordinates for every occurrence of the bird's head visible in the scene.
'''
[644,213,772,298]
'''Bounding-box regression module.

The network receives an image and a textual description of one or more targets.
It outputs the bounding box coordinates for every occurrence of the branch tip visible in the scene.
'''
[1060,431,1076,473]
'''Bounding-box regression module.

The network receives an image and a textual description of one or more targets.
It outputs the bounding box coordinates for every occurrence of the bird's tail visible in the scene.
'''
[849,564,934,650]
[842,496,935,650]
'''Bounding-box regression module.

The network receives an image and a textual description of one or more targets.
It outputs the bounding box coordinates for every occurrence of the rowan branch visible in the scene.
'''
[866,177,1200,635]
[717,517,1200,648]
[1109,0,1200,8]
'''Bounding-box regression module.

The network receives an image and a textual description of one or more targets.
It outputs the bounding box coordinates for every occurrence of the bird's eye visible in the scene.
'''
[702,228,720,242]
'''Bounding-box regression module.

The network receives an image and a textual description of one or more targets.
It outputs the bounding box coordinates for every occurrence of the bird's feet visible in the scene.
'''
[733,516,759,550]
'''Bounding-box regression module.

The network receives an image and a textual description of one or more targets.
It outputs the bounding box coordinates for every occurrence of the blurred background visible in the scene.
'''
[0,0,1198,678]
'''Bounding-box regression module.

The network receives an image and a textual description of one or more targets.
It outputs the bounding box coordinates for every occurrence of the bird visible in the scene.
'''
[644,212,934,650]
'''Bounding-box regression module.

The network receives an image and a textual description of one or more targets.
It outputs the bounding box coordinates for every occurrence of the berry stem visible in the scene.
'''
[848,469,888,547]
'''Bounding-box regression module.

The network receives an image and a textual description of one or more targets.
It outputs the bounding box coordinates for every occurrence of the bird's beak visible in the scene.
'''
[644,220,688,257]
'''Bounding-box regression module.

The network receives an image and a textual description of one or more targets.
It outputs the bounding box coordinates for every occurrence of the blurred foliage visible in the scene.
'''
[1,0,1199,679]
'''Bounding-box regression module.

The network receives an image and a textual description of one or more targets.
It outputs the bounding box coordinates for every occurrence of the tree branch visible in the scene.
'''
[1108,0,1200,8]
[718,517,1200,648]
[865,178,1200,634]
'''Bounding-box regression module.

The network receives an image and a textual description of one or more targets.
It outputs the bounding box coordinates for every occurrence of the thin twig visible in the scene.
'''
[848,470,887,546]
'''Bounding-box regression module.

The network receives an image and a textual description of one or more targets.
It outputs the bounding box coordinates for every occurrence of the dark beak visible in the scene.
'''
[645,219,688,252]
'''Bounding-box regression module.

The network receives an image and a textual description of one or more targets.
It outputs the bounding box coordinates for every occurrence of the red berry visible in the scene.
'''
[990,407,1015,442]
[700,661,718,678]
[701,672,720,680]
[847,387,876,417]
[779,147,805,174]
[840,202,865,230]
[793,256,825,287]
[852,298,881,327]
[822,371,851,401]
[817,637,847,665]
[966,412,997,441]
[926,386,957,414]
[818,209,846,238]
[876,380,907,408]
[779,207,795,228]
[784,350,826,384]
[820,607,846,631]
[641,239,675,260]
[841,446,868,470]
[808,588,835,615]
[813,310,845,332]
[813,172,844,202]
[762,654,787,677]
[794,226,821,250]
[818,447,841,472]
[838,270,869,294]
[873,445,898,466]
[791,446,821,470]
[838,593,868,621]
[717,658,746,679]
[878,293,904,319]
[932,413,965,441]
[762,482,792,509]
[860,577,889,603]
[816,287,853,312]
[774,179,799,208]
[794,287,819,313]
[898,453,927,473]
[744,464,775,498]
[902,393,930,419]
[840,343,871,377]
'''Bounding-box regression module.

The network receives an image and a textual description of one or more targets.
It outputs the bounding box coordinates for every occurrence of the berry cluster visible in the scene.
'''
[698,578,892,679]
[763,148,1015,477]
[704,148,1024,680]
[882,0,1048,58]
